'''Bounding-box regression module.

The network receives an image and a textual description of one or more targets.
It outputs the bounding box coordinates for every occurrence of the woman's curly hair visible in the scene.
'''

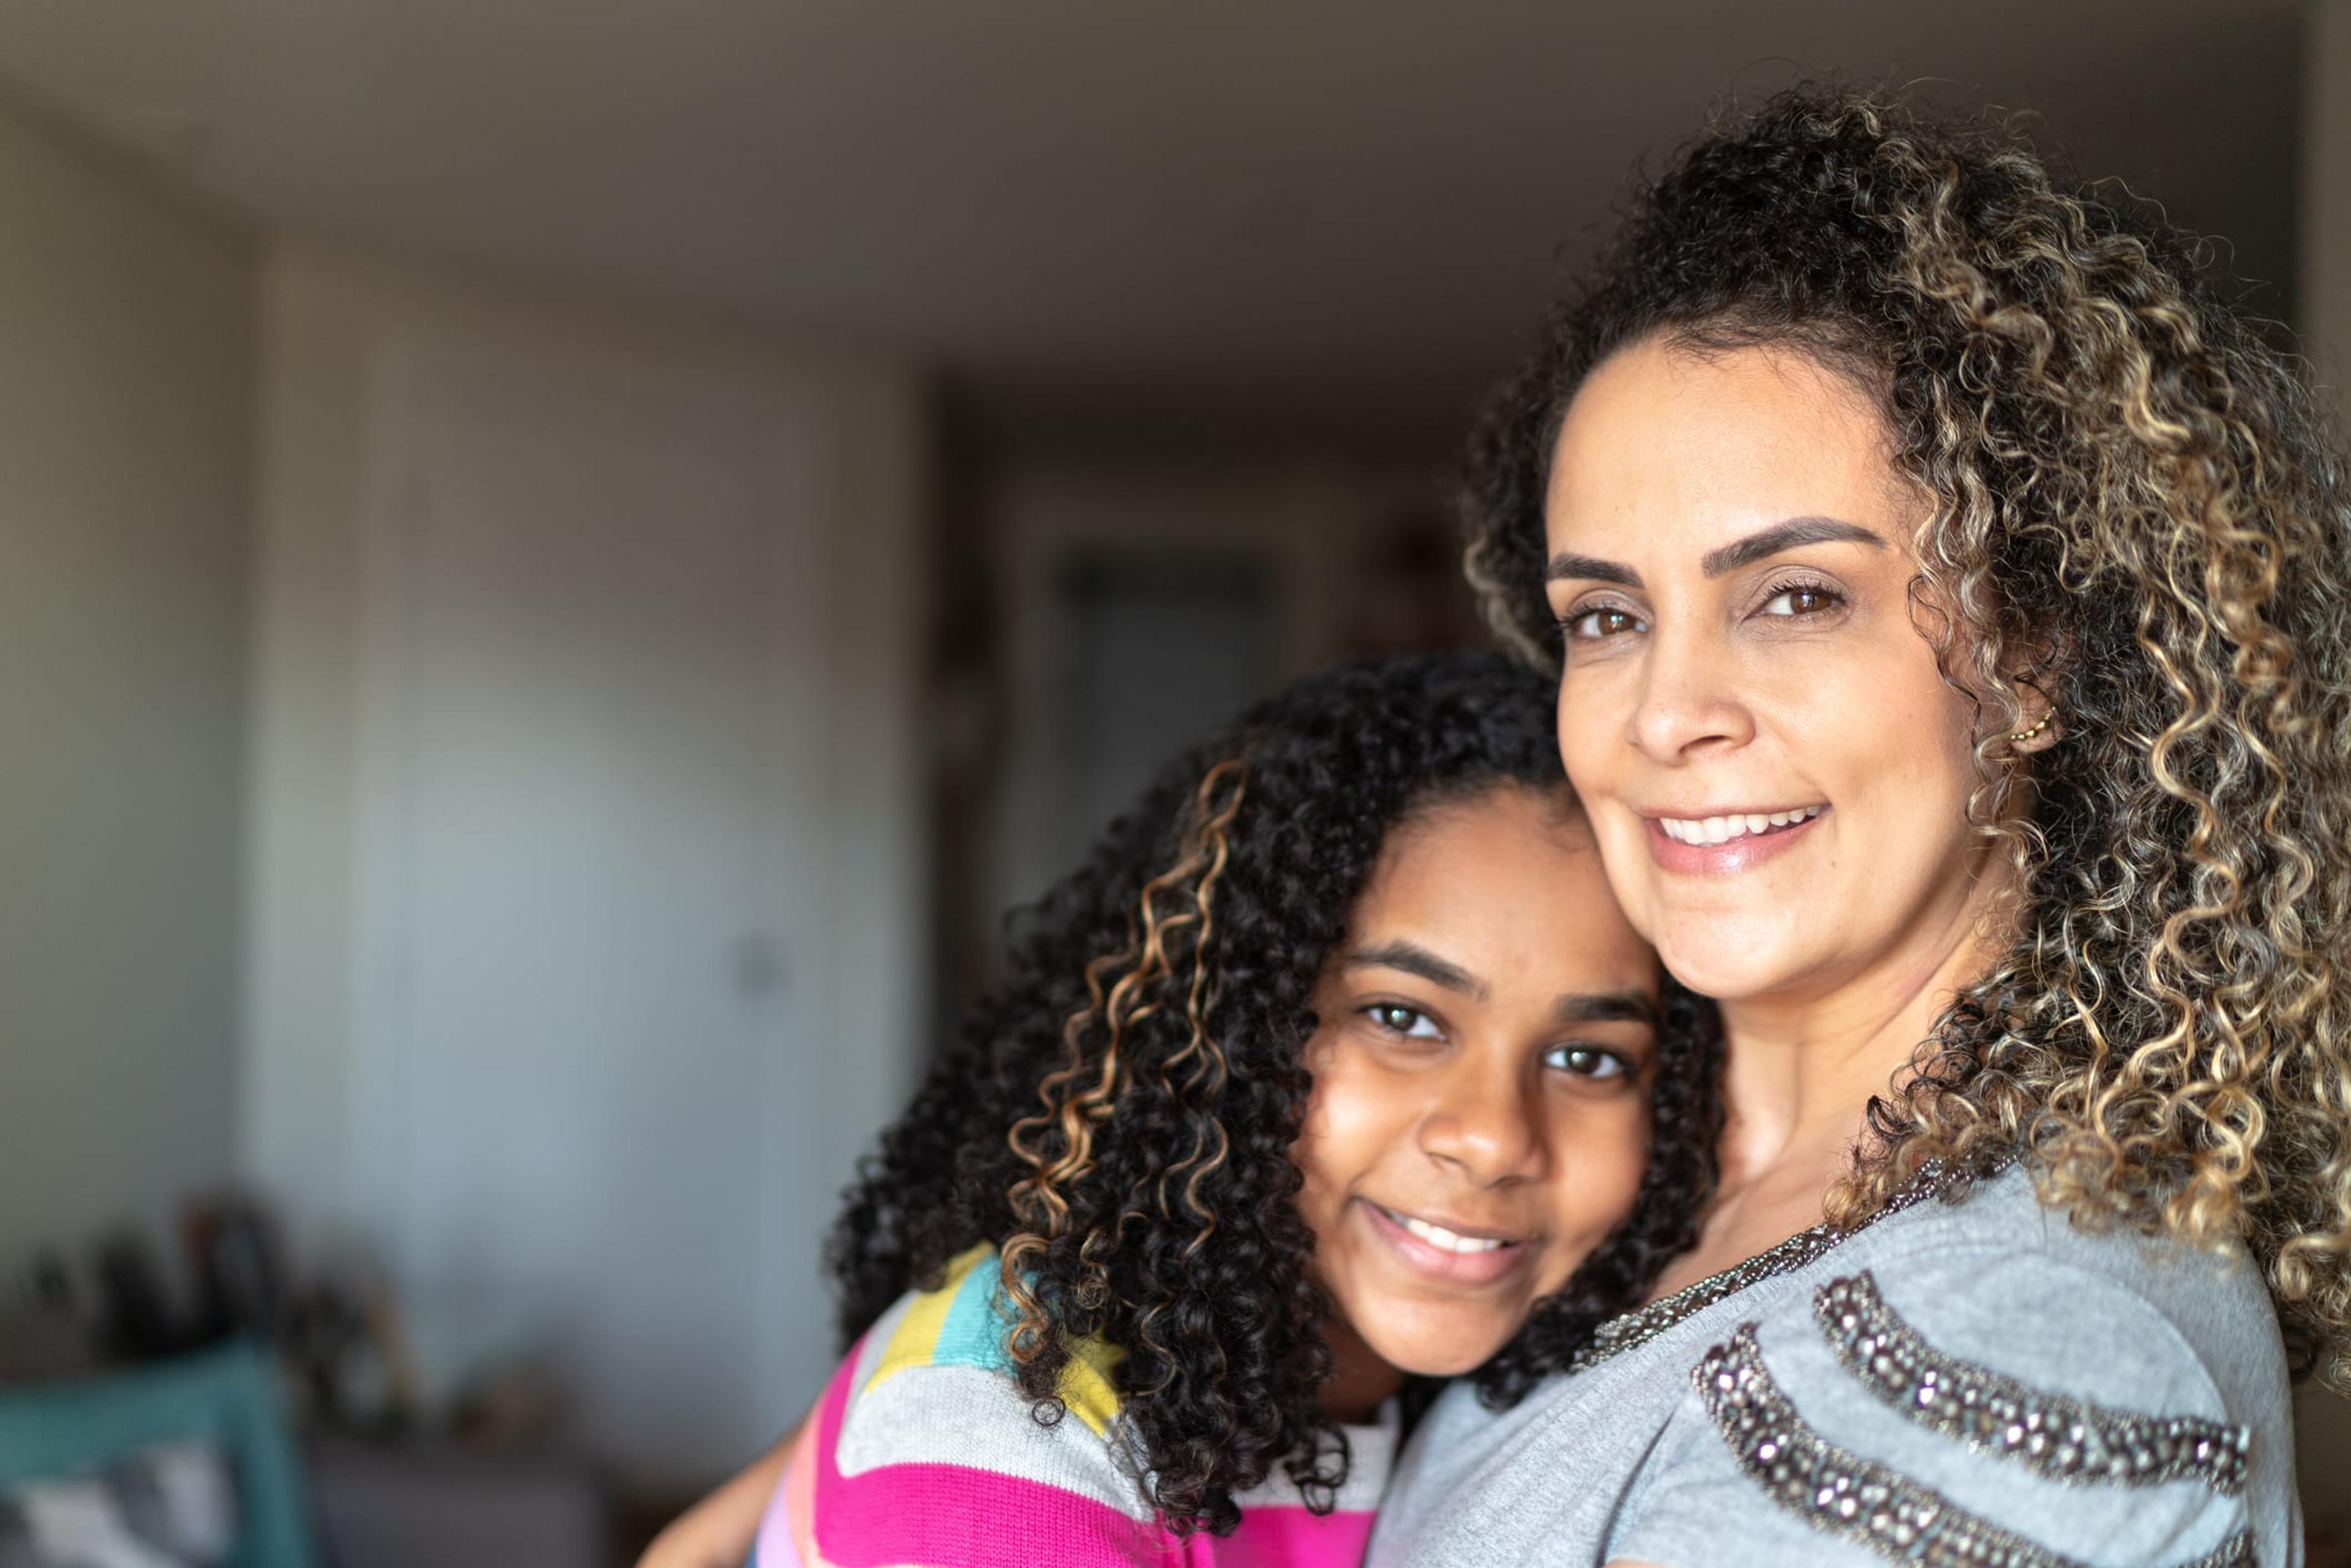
[1463,86,2351,1381]
[825,650,1722,1534]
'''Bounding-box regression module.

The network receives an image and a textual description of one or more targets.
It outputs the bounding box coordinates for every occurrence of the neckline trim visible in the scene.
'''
[1564,1160,1988,1376]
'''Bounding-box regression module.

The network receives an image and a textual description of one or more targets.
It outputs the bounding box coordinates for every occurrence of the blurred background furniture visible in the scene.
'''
[0,1340,319,1568]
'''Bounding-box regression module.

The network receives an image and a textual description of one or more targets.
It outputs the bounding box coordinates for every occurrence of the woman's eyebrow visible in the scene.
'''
[1545,552,1641,588]
[1543,517,1881,588]
[1556,991,1658,1026]
[1700,516,1884,577]
[1345,940,1484,999]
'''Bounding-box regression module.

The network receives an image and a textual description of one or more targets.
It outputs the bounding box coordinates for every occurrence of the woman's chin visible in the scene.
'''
[1653,925,1820,1005]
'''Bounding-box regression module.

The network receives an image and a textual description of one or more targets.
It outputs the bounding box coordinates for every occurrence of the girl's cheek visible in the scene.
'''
[1297,1058,1412,1192]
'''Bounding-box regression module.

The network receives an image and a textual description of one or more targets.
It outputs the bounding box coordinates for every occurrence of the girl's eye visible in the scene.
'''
[1560,604,1646,641]
[1543,1043,1629,1080]
[1366,1003,1442,1040]
[1757,582,1843,618]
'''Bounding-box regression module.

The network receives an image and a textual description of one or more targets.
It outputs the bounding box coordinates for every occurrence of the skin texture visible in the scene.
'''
[1295,786,1659,1411]
[1540,337,2028,1300]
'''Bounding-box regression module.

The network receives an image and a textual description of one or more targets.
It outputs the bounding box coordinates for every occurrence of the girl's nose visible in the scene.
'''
[1417,1062,1547,1187]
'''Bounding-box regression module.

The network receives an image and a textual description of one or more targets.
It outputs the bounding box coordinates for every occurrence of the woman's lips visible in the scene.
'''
[1357,1199,1532,1288]
[1642,805,1826,876]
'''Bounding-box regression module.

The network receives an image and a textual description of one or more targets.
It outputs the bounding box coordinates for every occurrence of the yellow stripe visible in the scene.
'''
[867,1242,994,1395]
[1057,1334,1126,1437]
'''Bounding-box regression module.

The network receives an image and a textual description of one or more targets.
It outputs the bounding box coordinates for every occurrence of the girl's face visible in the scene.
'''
[1540,336,1998,1005]
[1292,784,1658,1381]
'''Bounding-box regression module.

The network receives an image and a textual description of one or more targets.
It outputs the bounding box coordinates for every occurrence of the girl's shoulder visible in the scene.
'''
[846,1243,1128,1445]
[757,1244,1161,1567]
[760,1244,1395,1568]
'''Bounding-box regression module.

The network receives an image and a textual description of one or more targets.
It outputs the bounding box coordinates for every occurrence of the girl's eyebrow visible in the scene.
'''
[1556,990,1657,1026]
[1346,940,1484,999]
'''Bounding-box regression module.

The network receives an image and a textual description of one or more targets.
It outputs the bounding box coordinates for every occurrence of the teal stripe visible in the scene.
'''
[928,1255,1016,1374]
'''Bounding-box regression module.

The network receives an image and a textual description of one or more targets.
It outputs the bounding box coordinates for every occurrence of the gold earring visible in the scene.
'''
[2008,712,2053,745]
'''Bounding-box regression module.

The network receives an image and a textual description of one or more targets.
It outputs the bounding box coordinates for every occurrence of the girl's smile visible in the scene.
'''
[1355,1198,1533,1288]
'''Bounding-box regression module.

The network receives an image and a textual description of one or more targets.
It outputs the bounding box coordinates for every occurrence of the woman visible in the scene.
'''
[1368,91,2351,1567]
[640,652,1720,1567]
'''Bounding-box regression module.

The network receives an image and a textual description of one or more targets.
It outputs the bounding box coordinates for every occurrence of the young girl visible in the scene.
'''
[640,650,1719,1567]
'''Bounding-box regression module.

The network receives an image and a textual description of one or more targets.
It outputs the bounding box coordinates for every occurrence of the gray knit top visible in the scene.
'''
[1365,1165,2300,1568]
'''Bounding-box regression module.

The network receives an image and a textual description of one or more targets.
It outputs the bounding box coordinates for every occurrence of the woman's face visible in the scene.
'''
[1292,784,1658,1381]
[1540,335,1996,1005]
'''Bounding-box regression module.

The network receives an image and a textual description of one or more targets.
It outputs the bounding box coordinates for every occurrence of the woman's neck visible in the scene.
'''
[1651,857,2014,1297]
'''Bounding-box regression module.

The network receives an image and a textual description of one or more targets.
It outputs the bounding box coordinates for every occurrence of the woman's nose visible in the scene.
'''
[1626,616,1754,762]
[1418,1065,1547,1187]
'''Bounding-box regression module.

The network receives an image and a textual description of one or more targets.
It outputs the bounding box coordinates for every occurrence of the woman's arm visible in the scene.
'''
[635,1417,804,1568]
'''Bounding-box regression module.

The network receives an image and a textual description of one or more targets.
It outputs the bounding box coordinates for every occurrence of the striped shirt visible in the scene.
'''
[756,1244,1395,1568]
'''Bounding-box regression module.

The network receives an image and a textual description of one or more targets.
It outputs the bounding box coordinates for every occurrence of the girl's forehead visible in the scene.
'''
[1350,792,1642,966]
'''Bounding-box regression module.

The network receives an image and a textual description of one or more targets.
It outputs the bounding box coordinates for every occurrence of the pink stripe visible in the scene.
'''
[1215,1507,1376,1568]
[759,1335,1376,1568]
[766,1335,1177,1568]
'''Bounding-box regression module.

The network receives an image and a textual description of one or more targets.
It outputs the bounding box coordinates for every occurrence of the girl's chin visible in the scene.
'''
[1348,1322,1507,1382]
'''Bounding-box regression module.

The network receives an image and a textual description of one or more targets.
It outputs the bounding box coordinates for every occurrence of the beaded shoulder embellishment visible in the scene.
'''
[1814,1272,2250,1495]
[1695,1326,2254,1568]
[1564,1168,1953,1376]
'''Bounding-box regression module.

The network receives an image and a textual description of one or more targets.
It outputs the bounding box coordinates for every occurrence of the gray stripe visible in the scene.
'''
[1695,1324,2254,1568]
[1814,1271,2250,1495]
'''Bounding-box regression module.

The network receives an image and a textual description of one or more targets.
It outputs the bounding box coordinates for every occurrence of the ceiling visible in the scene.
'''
[0,1,2305,456]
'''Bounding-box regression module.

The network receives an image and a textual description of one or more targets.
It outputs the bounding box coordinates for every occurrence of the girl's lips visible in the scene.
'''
[1357,1199,1532,1288]
[1642,806,1826,876]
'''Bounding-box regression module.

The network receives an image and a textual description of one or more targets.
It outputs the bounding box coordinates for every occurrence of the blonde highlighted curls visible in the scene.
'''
[1463,88,2351,1381]
[1000,759,1247,1373]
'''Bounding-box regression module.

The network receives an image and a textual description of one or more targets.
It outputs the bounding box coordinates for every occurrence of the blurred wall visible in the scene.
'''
[2308,0,2351,433]
[0,101,253,1276]
[240,246,930,1484]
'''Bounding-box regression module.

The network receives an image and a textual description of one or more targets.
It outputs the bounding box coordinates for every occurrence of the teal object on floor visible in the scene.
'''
[0,1339,320,1568]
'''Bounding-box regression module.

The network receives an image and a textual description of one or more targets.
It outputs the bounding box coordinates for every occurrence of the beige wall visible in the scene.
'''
[0,102,254,1273]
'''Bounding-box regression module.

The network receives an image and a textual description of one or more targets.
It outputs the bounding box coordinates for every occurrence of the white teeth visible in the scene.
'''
[1396,1212,1508,1254]
[1657,806,1821,846]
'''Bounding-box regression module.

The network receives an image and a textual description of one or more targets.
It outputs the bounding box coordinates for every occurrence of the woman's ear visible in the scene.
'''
[2006,683,2061,754]
[2002,632,2068,755]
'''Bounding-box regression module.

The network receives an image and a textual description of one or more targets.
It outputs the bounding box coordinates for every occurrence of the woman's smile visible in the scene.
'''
[1643,803,1828,875]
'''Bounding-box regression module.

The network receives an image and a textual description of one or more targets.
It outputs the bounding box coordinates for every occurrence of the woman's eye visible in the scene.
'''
[1543,1043,1629,1079]
[1366,1003,1442,1040]
[1757,583,1842,618]
[1560,605,1646,641]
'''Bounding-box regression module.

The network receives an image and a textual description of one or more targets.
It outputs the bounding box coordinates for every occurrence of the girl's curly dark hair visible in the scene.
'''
[825,649,1722,1534]
[1463,86,2351,1380]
